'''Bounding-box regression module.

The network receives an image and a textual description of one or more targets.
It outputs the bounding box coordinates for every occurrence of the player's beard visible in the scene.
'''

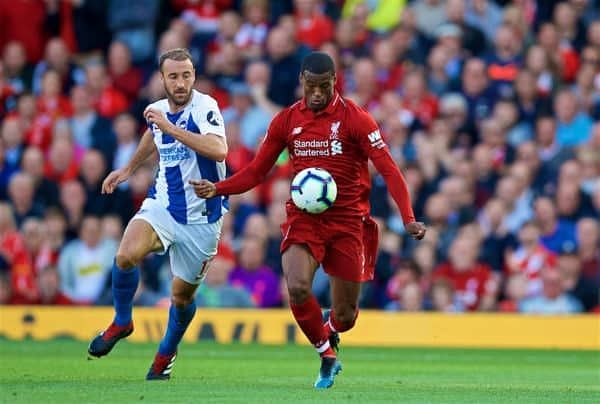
[165,86,192,107]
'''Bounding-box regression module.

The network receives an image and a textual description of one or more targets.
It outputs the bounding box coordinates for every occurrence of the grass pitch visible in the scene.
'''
[0,339,598,403]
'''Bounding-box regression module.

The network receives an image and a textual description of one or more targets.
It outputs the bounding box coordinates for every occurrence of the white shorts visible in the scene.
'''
[132,198,223,285]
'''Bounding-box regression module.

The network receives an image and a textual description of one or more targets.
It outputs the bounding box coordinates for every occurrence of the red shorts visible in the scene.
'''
[280,206,380,282]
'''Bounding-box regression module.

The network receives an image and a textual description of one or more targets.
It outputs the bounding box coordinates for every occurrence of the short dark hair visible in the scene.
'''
[301,52,335,75]
[159,48,193,71]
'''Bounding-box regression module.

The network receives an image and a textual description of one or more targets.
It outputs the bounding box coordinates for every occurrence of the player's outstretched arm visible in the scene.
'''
[145,107,227,162]
[102,129,156,194]
[191,112,288,199]
[370,149,426,240]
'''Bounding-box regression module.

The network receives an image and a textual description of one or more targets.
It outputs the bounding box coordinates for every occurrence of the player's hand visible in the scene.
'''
[144,107,172,133]
[406,221,426,240]
[102,168,131,194]
[189,179,217,198]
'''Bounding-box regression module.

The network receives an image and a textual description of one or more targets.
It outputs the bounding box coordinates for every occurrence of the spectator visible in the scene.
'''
[493,98,530,146]
[59,180,87,241]
[485,24,521,98]
[101,214,123,244]
[427,45,452,96]
[44,137,80,184]
[107,41,143,104]
[520,267,583,314]
[266,27,302,107]
[386,281,424,311]
[346,58,379,110]
[385,260,422,311]
[20,147,59,209]
[505,221,557,298]
[234,0,269,60]
[2,41,32,94]
[445,0,487,57]
[8,172,44,227]
[70,0,111,54]
[553,1,586,52]
[433,235,498,311]
[524,45,556,97]
[222,82,272,149]
[1,116,24,172]
[459,58,495,132]
[422,193,457,261]
[515,73,543,132]
[534,196,578,254]
[58,215,118,304]
[439,175,476,226]
[400,69,439,128]
[498,272,528,312]
[430,277,463,312]
[43,207,67,260]
[557,251,597,312]
[0,0,52,62]
[21,217,55,274]
[70,85,115,164]
[79,149,133,224]
[35,265,72,305]
[465,0,503,45]
[0,202,37,303]
[196,247,255,308]
[478,197,514,271]
[294,0,335,49]
[32,38,82,96]
[554,88,593,147]
[229,236,281,308]
[413,0,447,39]
[576,218,600,299]
[434,23,464,81]
[107,0,160,63]
[84,61,129,119]
[112,113,139,174]
[538,22,580,84]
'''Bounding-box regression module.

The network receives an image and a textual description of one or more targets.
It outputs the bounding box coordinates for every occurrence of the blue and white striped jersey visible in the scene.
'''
[146,90,228,224]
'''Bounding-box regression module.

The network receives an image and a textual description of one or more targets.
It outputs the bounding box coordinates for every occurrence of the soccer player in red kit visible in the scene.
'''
[191,52,426,388]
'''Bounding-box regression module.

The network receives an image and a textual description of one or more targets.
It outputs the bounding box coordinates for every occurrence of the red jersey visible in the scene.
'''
[216,93,415,223]
[433,262,497,311]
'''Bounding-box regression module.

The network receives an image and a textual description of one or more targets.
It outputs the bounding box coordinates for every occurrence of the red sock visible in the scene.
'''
[290,295,335,358]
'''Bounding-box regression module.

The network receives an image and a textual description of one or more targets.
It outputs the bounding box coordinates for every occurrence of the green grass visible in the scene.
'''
[0,340,598,403]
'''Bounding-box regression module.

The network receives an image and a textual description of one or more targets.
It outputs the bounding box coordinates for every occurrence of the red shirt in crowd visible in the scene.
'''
[0,0,47,62]
[401,94,439,128]
[110,68,143,104]
[95,86,128,118]
[296,11,334,49]
[433,262,496,311]
[0,231,37,303]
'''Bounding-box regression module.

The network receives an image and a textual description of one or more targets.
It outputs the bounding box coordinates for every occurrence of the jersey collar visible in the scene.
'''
[300,92,341,116]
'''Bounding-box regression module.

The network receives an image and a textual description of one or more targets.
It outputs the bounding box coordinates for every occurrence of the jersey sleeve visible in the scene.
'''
[351,107,416,224]
[215,110,288,195]
[192,96,226,137]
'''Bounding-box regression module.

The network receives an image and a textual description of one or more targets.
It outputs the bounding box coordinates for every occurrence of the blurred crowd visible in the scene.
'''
[0,0,598,314]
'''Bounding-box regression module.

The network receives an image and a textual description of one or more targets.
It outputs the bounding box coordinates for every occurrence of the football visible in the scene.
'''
[290,167,337,214]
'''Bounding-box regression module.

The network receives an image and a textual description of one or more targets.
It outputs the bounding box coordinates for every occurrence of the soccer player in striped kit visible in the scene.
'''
[88,48,228,380]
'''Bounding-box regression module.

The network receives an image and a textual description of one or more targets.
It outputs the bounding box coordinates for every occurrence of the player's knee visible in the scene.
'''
[334,304,358,328]
[172,293,194,309]
[287,281,312,305]
[115,251,139,270]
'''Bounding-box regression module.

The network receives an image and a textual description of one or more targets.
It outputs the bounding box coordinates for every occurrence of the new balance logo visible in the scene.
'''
[367,130,385,149]
[292,127,303,135]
